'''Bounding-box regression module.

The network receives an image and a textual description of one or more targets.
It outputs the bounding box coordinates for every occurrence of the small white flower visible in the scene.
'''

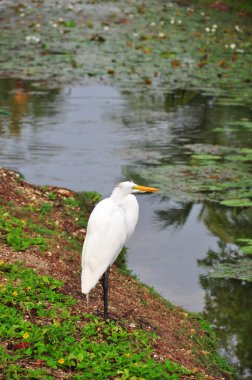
[236,48,244,53]
[150,22,156,26]
[158,32,165,38]
[177,20,182,25]
[230,43,236,49]
[132,33,138,38]
[25,35,41,44]
[129,323,136,328]
[205,27,210,32]
[212,24,218,29]
[170,18,175,24]
[201,12,205,16]
[67,4,73,10]
[235,25,242,33]
[129,14,134,19]
[52,23,58,28]
[103,26,109,31]
[225,44,229,48]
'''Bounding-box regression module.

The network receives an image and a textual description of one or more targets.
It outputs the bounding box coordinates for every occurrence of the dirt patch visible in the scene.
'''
[0,168,233,379]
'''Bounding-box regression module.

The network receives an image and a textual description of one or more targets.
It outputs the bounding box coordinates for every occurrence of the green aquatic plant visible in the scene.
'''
[220,199,252,208]
[209,259,252,282]
[140,142,252,207]
[236,238,252,255]
[0,0,251,105]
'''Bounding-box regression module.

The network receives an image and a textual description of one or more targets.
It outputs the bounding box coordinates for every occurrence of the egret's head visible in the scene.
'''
[117,181,159,194]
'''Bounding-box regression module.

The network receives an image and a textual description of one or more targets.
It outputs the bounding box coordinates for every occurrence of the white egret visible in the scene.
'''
[81,181,159,319]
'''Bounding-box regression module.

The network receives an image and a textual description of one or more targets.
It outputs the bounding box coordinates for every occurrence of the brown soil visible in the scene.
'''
[0,168,232,379]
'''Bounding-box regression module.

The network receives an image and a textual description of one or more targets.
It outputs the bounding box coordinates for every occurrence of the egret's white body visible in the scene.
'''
[81,181,159,317]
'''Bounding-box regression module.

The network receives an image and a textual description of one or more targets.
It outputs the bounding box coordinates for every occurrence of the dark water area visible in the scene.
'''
[0,78,252,378]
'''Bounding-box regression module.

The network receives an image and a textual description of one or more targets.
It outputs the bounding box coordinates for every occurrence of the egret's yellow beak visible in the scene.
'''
[133,185,159,193]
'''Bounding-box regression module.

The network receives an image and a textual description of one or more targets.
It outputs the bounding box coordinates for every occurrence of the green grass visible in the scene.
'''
[0,262,192,379]
[0,188,100,253]
[0,207,48,251]
[187,313,236,377]
[62,192,101,229]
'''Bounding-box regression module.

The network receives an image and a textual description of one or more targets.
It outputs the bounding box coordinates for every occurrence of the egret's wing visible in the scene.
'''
[119,194,139,240]
[81,198,127,294]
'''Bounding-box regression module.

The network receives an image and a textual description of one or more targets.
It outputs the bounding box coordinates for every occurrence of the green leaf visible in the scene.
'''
[0,108,11,116]
[210,259,252,282]
[240,246,252,255]
[63,20,76,28]
[220,199,252,207]
[192,154,222,161]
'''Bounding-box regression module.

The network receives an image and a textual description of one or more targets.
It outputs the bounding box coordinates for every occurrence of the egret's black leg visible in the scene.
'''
[102,268,109,320]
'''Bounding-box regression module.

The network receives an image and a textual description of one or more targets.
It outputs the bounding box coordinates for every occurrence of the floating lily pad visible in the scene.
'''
[0,108,11,116]
[229,120,252,130]
[192,154,222,161]
[237,238,252,244]
[210,259,252,282]
[240,246,252,255]
[236,239,252,255]
[220,199,252,207]
[226,154,252,162]
[139,142,252,206]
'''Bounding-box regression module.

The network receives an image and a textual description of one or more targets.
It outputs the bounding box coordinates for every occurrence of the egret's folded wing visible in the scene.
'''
[81,198,127,294]
[119,194,139,240]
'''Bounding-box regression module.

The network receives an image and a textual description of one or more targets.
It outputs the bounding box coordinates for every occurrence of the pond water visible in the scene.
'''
[0,78,252,378]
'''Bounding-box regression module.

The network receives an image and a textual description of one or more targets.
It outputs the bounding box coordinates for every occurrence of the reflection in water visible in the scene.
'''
[162,199,252,246]
[157,198,252,377]
[199,203,252,243]
[0,78,61,136]
[121,89,252,168]
[0,79,126,192]
[199,243,252,379]
[0,79,252,377]
[155,201,193,229]
[198,242,252,378]
[201,275,252,378]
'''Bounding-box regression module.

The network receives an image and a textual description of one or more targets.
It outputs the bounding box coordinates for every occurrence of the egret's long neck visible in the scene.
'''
[110,187,127,203]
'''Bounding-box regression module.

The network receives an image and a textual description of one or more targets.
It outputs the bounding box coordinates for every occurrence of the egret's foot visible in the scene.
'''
[104,316,117,324]
[95,310,117,323]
